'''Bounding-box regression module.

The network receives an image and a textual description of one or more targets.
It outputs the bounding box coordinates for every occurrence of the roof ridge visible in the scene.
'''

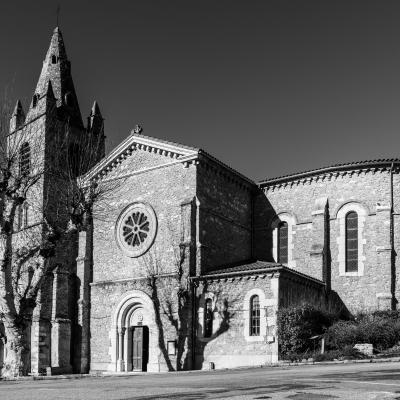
[131,132,199,152]
[259,158,400,185]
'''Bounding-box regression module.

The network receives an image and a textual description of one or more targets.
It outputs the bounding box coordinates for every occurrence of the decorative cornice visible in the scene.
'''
[190,265,324,286]
[80,132,257,190]
[260,159,400,190]
[81,133,198,184]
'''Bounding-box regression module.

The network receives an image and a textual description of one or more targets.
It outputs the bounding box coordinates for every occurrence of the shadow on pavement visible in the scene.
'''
[127,383,326,400]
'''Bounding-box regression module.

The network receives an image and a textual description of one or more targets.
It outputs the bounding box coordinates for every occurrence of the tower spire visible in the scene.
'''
[28,27,83,127]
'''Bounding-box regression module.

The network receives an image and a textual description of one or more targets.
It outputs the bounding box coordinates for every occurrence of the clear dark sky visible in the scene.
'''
[1,1,400,181]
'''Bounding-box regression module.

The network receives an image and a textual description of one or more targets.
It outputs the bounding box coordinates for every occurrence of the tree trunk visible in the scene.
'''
[1,323,30,378]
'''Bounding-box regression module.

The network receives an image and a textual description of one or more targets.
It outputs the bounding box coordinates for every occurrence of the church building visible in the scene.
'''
[1,28,399,375]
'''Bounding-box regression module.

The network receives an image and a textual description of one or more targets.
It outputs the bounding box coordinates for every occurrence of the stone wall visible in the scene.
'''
[92,156,197,284]
[258,170,398,313]
[194,274,278,369]
[197,160,254,272]
[193,266,339,369]
[90,276,192,372]
[88,150,197,372]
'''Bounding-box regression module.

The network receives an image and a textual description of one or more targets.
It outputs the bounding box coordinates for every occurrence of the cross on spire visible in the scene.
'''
[56,5,61,27]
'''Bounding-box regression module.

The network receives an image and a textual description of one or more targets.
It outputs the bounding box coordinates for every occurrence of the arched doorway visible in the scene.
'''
[110,290,158,372]
[131,325,149,371]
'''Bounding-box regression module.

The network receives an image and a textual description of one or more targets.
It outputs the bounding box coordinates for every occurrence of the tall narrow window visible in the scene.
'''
[19,142,31,176]
[345,211,358,272]
[278,221,288,264]
[51,54,57,64]
[250,295,260,336]
[204,298,213,338]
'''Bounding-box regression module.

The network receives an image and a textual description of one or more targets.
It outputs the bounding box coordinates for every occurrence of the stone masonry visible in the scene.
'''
[2,27,399,376]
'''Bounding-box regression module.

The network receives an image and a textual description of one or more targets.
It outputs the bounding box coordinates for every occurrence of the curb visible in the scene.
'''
[276,356,400,367]
[1,358,400,381]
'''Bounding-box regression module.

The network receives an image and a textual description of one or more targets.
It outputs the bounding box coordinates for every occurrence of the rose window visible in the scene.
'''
[123,212,149,247]
[116,203,157,257]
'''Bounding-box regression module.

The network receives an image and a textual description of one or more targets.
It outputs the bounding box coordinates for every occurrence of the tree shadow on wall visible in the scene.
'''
[147,276,238,372]
[194,297,237,370]
[147,275,175,371]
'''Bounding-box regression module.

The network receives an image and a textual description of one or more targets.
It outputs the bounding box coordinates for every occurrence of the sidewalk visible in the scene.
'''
[2,357,400,381]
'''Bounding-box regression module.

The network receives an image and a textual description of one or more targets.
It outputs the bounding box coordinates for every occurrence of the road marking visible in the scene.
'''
[299,378,400,387]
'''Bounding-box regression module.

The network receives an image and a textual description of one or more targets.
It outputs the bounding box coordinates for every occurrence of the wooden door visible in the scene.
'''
[132,326,148,371]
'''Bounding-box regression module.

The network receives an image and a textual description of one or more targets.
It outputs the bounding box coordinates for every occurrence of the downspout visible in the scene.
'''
[191,279,197,370]
[250,190,255,259]
[390,163,396,310]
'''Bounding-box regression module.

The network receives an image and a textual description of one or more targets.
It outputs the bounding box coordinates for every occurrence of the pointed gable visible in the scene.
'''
[81,132,199,183]
[9,100,25,132]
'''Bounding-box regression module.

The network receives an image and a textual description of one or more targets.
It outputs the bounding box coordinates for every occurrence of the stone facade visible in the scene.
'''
[258,164,400,312]
[1,28,399,376]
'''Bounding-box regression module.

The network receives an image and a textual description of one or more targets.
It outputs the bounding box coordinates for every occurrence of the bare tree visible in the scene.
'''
[139,222,237,371]
[140,239,191,371]
[0,89,113,378]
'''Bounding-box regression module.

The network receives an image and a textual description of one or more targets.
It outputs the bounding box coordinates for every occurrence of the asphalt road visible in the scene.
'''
[1,362,400,400]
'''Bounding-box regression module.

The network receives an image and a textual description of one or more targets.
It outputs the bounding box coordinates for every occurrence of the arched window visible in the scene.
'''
[19,142,31,176]
[32,94,39,108]
[278,221,288,264]
[250,295,260,336]
[345,211,358,272]
[51,54,57,64]
[204,298,213,338]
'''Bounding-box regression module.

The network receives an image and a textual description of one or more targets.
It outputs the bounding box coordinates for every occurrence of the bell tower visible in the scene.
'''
[8,27,105,375]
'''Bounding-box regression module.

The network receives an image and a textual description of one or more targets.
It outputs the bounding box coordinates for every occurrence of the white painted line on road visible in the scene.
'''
[299,378,400,387]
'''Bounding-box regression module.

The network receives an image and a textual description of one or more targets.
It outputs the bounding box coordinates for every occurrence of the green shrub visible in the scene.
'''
[277,304,335,357]
[278,305,400,359]
[314,346,364,362]
[326,314,400,351]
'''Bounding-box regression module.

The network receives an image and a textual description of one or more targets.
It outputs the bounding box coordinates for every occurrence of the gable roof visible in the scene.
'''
[192,259,325,285]
[81,131,198,183]
[81,131,256,187]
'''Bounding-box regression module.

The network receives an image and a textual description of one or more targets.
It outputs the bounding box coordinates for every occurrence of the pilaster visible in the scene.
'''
[310,197,328,282]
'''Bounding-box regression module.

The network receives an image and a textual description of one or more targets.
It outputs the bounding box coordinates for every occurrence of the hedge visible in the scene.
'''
[325,312,400,351]
[277,307,400,359]
[276,304,335,357]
